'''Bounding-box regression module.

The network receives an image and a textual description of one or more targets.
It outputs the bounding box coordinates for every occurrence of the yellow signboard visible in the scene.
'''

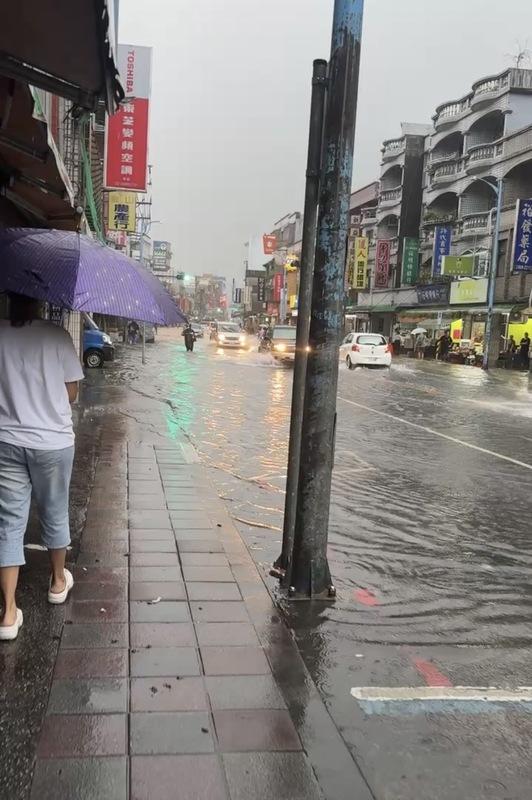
[108,191,137,232]
[285,254,299,272]
[449,278,488,305]
[349,236,368,290]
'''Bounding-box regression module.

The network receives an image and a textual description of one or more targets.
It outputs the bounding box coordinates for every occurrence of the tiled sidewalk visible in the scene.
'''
[29,441,324,799]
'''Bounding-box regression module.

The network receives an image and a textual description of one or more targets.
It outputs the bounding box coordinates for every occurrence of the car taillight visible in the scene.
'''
[351,344,360,352]
[386,343,393,353]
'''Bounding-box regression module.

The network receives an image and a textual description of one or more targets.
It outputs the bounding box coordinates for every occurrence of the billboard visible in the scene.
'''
[104,44,152,191]
[441,255,474,277]
[433,225,452,277]
[401,237,419,285]
[512,198,532,271]
[450,278,488,305]
[374,240,391,288]
[107,191,136,232]
[152,240,171,271]
[263,234,277,255]
[415,284,449,305]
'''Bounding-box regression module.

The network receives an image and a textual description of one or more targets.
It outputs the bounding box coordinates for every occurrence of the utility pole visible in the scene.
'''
[287,0,365,598]
[272,59,328,578]
[483,177,503,371]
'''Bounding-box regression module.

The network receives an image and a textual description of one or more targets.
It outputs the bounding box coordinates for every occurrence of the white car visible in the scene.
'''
[215,322,248,349]
[340,332,392,369]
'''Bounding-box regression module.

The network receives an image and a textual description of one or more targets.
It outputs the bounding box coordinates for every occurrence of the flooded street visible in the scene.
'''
[103,331,532,799]
[111,332,532,647]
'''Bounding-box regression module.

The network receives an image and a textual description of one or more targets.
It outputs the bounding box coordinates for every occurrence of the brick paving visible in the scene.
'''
[29,440,324,800]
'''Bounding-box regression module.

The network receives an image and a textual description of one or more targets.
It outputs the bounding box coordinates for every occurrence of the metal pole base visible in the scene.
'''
[286,583,336,601]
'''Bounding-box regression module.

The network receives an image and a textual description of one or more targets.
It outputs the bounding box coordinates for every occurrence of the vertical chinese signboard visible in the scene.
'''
[257,277,266,302]
[105,44,152,192]
[374,240,391,288]
[351,237,368,289]
[273,272,283,302]
[432,225,452,277]
[401,237,419,285]
[512,199,532,271]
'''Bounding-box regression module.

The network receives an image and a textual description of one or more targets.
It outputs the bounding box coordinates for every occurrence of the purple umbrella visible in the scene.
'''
[0,228,187,325]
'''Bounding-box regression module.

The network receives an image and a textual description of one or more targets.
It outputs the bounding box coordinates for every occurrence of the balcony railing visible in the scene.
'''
[379,187,402,206]
[472,74,509,105]
[468,141,504,163]
[435,99,470,127]
[460,213,490,234]
[431,159,466,185]
[429,149,461,165]
[381,138,405,161]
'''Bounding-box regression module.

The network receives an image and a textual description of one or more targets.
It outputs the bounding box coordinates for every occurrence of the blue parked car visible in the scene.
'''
[83,315,115,368]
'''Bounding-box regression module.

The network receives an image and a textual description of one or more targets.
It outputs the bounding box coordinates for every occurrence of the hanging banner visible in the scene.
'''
[353,237,368,289]
[401,237,419,284]
[107,191,136,231]
[433,225,452,277]
[512,198,532,271]
[273,272,283,302]
[257,277,266,302]
[263,234,277,255]
[374,240,391,288]
[104,44,152,192]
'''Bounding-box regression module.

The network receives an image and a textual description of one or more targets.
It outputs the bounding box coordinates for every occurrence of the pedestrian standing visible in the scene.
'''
[0,294,84,640]
[415,333,428,360]
[182,323,196,352]
[519,332,530,368]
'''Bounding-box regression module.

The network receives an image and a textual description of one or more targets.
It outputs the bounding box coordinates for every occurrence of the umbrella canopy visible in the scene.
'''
[0,228,186,325]
[411,327,427,336]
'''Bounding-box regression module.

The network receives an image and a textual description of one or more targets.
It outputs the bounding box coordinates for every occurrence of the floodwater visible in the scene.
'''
[111,333,532,648]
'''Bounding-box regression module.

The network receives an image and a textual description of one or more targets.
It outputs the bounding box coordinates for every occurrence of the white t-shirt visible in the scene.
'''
[0,319,85,450]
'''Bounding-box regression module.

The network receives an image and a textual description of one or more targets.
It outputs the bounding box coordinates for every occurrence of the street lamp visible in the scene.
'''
[478,178,503,371]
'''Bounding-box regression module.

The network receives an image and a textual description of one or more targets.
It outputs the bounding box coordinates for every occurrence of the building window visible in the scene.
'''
[497,240,507,278]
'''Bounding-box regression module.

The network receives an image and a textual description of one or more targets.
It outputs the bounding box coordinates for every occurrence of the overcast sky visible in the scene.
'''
[119,0,531,285]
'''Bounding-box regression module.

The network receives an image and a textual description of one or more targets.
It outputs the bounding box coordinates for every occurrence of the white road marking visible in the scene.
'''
[351,686,532,702]
[338,396,532,471]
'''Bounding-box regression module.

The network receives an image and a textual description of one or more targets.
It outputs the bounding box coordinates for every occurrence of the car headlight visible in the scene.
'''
[102,334,112,344]
[274,343,286,352]
[239,335,247,344]
[219,334,226,342]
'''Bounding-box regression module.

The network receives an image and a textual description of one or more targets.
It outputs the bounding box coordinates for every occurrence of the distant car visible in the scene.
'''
[214,322,247,349]
[340,332,392,369]
[190,323,204,338]
[269,325,297,363]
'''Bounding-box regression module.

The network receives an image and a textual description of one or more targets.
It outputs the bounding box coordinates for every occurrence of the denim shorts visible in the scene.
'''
[0,442,74,567]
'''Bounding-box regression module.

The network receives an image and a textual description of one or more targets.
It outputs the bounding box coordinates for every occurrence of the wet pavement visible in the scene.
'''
[3,329,532,799]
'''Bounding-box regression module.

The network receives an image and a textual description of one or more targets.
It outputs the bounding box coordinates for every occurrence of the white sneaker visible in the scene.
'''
[48,569,74,605]
[0,608,23,641]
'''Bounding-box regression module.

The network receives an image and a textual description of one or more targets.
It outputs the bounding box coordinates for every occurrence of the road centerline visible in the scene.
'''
[337,396,532,471]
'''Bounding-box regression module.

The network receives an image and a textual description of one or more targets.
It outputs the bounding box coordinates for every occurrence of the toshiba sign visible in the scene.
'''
[104,44,152,192]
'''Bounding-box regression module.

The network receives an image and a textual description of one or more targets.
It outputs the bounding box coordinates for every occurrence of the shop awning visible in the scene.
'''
[0,78,78,229]
[399,305,515,316]
[0,1,123,112]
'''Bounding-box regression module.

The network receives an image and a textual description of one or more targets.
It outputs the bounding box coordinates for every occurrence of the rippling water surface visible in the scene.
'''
[111,334,532,648]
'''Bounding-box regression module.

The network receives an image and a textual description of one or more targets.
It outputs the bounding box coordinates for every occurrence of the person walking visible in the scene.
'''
[519,332,530,369]
[0,293,84,640]
[415,332,428,360]
[182,323,196,352]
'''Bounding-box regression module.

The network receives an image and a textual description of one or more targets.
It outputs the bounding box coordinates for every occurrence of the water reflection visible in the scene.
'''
[113,338,532,647]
